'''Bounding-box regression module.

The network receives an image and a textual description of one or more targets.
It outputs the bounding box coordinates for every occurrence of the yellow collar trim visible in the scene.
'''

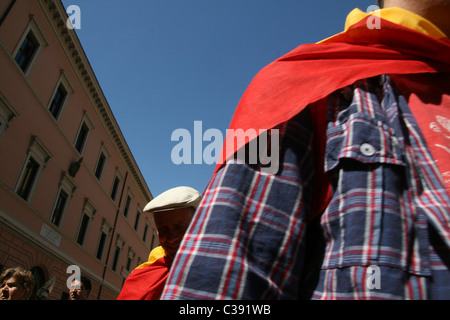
[345,7,447,39]
[319,7,447,44]
[136,246,166,269]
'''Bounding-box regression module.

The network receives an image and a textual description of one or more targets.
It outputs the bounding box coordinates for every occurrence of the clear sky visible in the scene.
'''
[61,0,375,198]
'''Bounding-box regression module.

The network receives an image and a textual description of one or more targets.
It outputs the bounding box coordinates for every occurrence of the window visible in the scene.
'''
[134,211,140,231]
[16,156,39,201]
[50,189,68,226]
[0,92,18,141]
[49,84,67,120]
[76,213,90,246]
[126,248,135,271]
[111,236,125,272]
[12,16,48,75]
[96,219,112,261]
[74,113,93,154]
[15,136,52,202]
[49,173,77,227]
[143,222,149,242]
[47,72,74,121]
[151,233,156,249]
[126,255,132,271]
[123,195,131,217]
[74,122,89,153]
[110,176,120,201]
[112,246,121,272]
[95,152,106,180]
[76,199,95,246]
[96,231,107,260]
[15,31,39,72]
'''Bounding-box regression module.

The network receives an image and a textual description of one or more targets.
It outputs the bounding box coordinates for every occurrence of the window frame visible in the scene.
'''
[12,15,48,76]
[110,176,120,200]
[50,188,69,227]
[76,199,96,246]
[47,72,74,122]
[50,173,77,227]
[125,247,135,271]
[111,235,125,272]
[14,29,39,73]
[134,210,141,231]
[16,156,40,201]
[123,194,132,218]
[110,170,123,202]
[48,84,67,120]
[14,136,52,202]
[143,219,150,243]
[94,145,109,181]
[96,218,112,261]
[0,93,18,141]
[74,112,93,154]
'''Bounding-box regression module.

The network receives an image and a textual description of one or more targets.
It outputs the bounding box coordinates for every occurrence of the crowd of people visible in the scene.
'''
[0,266,91,300]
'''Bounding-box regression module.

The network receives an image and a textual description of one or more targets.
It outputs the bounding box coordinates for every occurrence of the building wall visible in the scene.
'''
[0,0,157,300]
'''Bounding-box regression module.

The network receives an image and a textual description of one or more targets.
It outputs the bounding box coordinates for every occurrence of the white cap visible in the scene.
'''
[143,186,201,213]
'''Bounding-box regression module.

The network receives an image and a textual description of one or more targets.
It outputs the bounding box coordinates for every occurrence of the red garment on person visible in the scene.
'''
[216,14,450,218]
[117,247,172,300]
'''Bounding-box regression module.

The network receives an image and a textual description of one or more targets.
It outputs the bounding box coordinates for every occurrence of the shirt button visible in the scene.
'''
[360,143,376,156]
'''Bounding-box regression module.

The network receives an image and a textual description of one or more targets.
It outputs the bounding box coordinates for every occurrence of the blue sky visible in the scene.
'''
[61,0,375,197]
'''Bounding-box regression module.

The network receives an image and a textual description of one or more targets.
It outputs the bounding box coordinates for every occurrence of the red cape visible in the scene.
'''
[217,14,450,168]
[117,250,172,300]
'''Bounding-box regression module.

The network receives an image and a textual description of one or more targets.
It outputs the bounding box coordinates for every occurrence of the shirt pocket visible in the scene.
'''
[325,112,405,171]
[320,112,416,271]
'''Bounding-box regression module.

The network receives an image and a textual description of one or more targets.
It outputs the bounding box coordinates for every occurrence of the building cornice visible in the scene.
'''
[39,0,152,202]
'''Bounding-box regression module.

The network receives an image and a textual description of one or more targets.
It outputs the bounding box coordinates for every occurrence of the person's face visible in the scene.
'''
[153,207,195,260]
[69,280,90,300]
[0,277,29,300]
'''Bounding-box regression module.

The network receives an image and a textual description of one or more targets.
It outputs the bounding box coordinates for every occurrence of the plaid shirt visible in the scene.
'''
[162,76,450,300]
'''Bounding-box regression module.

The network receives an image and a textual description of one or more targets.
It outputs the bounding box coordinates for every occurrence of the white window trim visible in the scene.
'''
[96,218,112,261]
[122,188,134,218]
[14,136,52,202]
[76,198,96,246]
[110,168,123,202]
[49,172,77,227]
[74,111,94,154]
[47,70,74,122]
[12,14,49,76]
[94,143,110,181]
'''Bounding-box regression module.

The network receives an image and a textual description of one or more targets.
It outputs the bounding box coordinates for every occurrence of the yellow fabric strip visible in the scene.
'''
[346,7,446,39]
[319,7,447,43]
[136,246,166,269]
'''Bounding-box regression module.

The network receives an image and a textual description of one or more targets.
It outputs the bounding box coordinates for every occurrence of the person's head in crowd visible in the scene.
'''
[0,267,36,300]
[69,275,91,300]
[144,186,201,260]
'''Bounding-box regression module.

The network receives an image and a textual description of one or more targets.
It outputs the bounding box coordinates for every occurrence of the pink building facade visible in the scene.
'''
[0,0,157,299]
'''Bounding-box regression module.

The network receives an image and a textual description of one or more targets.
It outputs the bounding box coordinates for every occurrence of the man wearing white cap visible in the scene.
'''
[117,186,200,300]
